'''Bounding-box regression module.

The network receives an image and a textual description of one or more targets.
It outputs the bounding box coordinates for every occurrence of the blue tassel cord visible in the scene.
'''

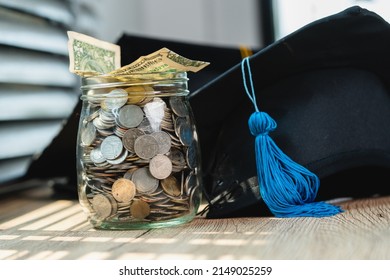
[242,57,343,217]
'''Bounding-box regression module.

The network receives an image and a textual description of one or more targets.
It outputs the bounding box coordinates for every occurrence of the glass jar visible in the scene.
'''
[76,71,202,229]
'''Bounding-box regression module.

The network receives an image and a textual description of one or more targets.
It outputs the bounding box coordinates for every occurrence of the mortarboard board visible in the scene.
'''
[191,6,390,218]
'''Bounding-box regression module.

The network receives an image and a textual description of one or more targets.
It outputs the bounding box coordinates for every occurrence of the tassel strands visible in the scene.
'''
[241,57,343,217]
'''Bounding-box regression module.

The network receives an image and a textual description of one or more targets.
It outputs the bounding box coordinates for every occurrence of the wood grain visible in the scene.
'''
[0,188,389,260]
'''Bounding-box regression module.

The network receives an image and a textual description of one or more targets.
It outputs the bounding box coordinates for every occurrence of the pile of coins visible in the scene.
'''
[78,84,200,223]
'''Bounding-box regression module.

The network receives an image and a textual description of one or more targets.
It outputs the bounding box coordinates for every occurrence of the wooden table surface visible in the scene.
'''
[1,185,390,260]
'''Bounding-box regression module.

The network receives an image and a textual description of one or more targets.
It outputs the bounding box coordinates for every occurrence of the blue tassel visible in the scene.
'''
[242,57,343,217]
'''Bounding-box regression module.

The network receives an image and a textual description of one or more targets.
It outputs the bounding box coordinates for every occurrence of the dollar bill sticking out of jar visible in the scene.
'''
[67,31,121,77]
[67,31,210,76]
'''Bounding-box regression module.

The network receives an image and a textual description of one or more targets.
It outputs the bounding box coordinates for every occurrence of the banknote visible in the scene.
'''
[67,31,121,76]
[109,47,210,75]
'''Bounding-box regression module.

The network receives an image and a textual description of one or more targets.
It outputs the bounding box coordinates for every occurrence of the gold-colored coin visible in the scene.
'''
[125,85,153,104]
[130,200,151,219]
[111,178,136,203]
[161,175,181,196]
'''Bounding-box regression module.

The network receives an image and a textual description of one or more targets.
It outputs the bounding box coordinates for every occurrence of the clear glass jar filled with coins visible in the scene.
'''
[76,71,202,229]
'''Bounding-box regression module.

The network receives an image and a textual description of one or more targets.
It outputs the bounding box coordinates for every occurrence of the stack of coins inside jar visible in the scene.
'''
[77,73,201,228]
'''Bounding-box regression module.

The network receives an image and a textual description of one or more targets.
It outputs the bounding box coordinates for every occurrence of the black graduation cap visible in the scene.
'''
[191,6,390,218]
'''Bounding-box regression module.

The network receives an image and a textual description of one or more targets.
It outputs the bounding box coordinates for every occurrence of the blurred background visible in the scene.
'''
[0,0,388,192]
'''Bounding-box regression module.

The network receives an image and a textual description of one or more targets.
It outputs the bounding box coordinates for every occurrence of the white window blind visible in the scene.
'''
[0,0,79,186]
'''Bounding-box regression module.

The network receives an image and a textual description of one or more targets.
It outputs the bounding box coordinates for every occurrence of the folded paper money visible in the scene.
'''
[67,31,121,76]
[67,31,210,76]
[116,34,258,93]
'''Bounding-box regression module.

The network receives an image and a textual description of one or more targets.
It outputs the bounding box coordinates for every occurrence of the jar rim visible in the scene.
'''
[80,71,189,100]
[81,71,188,89]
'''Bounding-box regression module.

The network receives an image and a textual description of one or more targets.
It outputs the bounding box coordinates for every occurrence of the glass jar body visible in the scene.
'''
[76,72,202,229]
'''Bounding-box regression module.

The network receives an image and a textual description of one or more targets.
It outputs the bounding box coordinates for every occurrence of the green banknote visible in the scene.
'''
[67,31,121,76]
[109,47,210,75]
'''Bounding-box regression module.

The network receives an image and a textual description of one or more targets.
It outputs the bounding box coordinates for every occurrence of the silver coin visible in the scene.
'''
[154,200,175,208]
[123,168,136,180]
[151,131,172,154]
[171,196,189,205]
[92,118,104,130]
[81,121,96,146]
[186,140,198,169]
[117,104,144,128]
[101,135,123,160]
[93,115,114,130]
[170,205,189,211]
[149,154,172,180]
[141,193,167,204]
[134,134,159,159]
[132,167,159,194]
[174,117,193,146]
[161,120,175,132]
[185,171,198,196]
[85,109,99,123]
[90,147,106,165]
[101,88,128,111]
[162,108,174,130]
[169,133,182,147]
[107,149,128,165]
[99,109,116,123]
[137,117,154,134]
[169,96,188,117]
[97,129,115,138]
[168,147,186,167]
[122,128,145,153]
[114,126,127,138]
